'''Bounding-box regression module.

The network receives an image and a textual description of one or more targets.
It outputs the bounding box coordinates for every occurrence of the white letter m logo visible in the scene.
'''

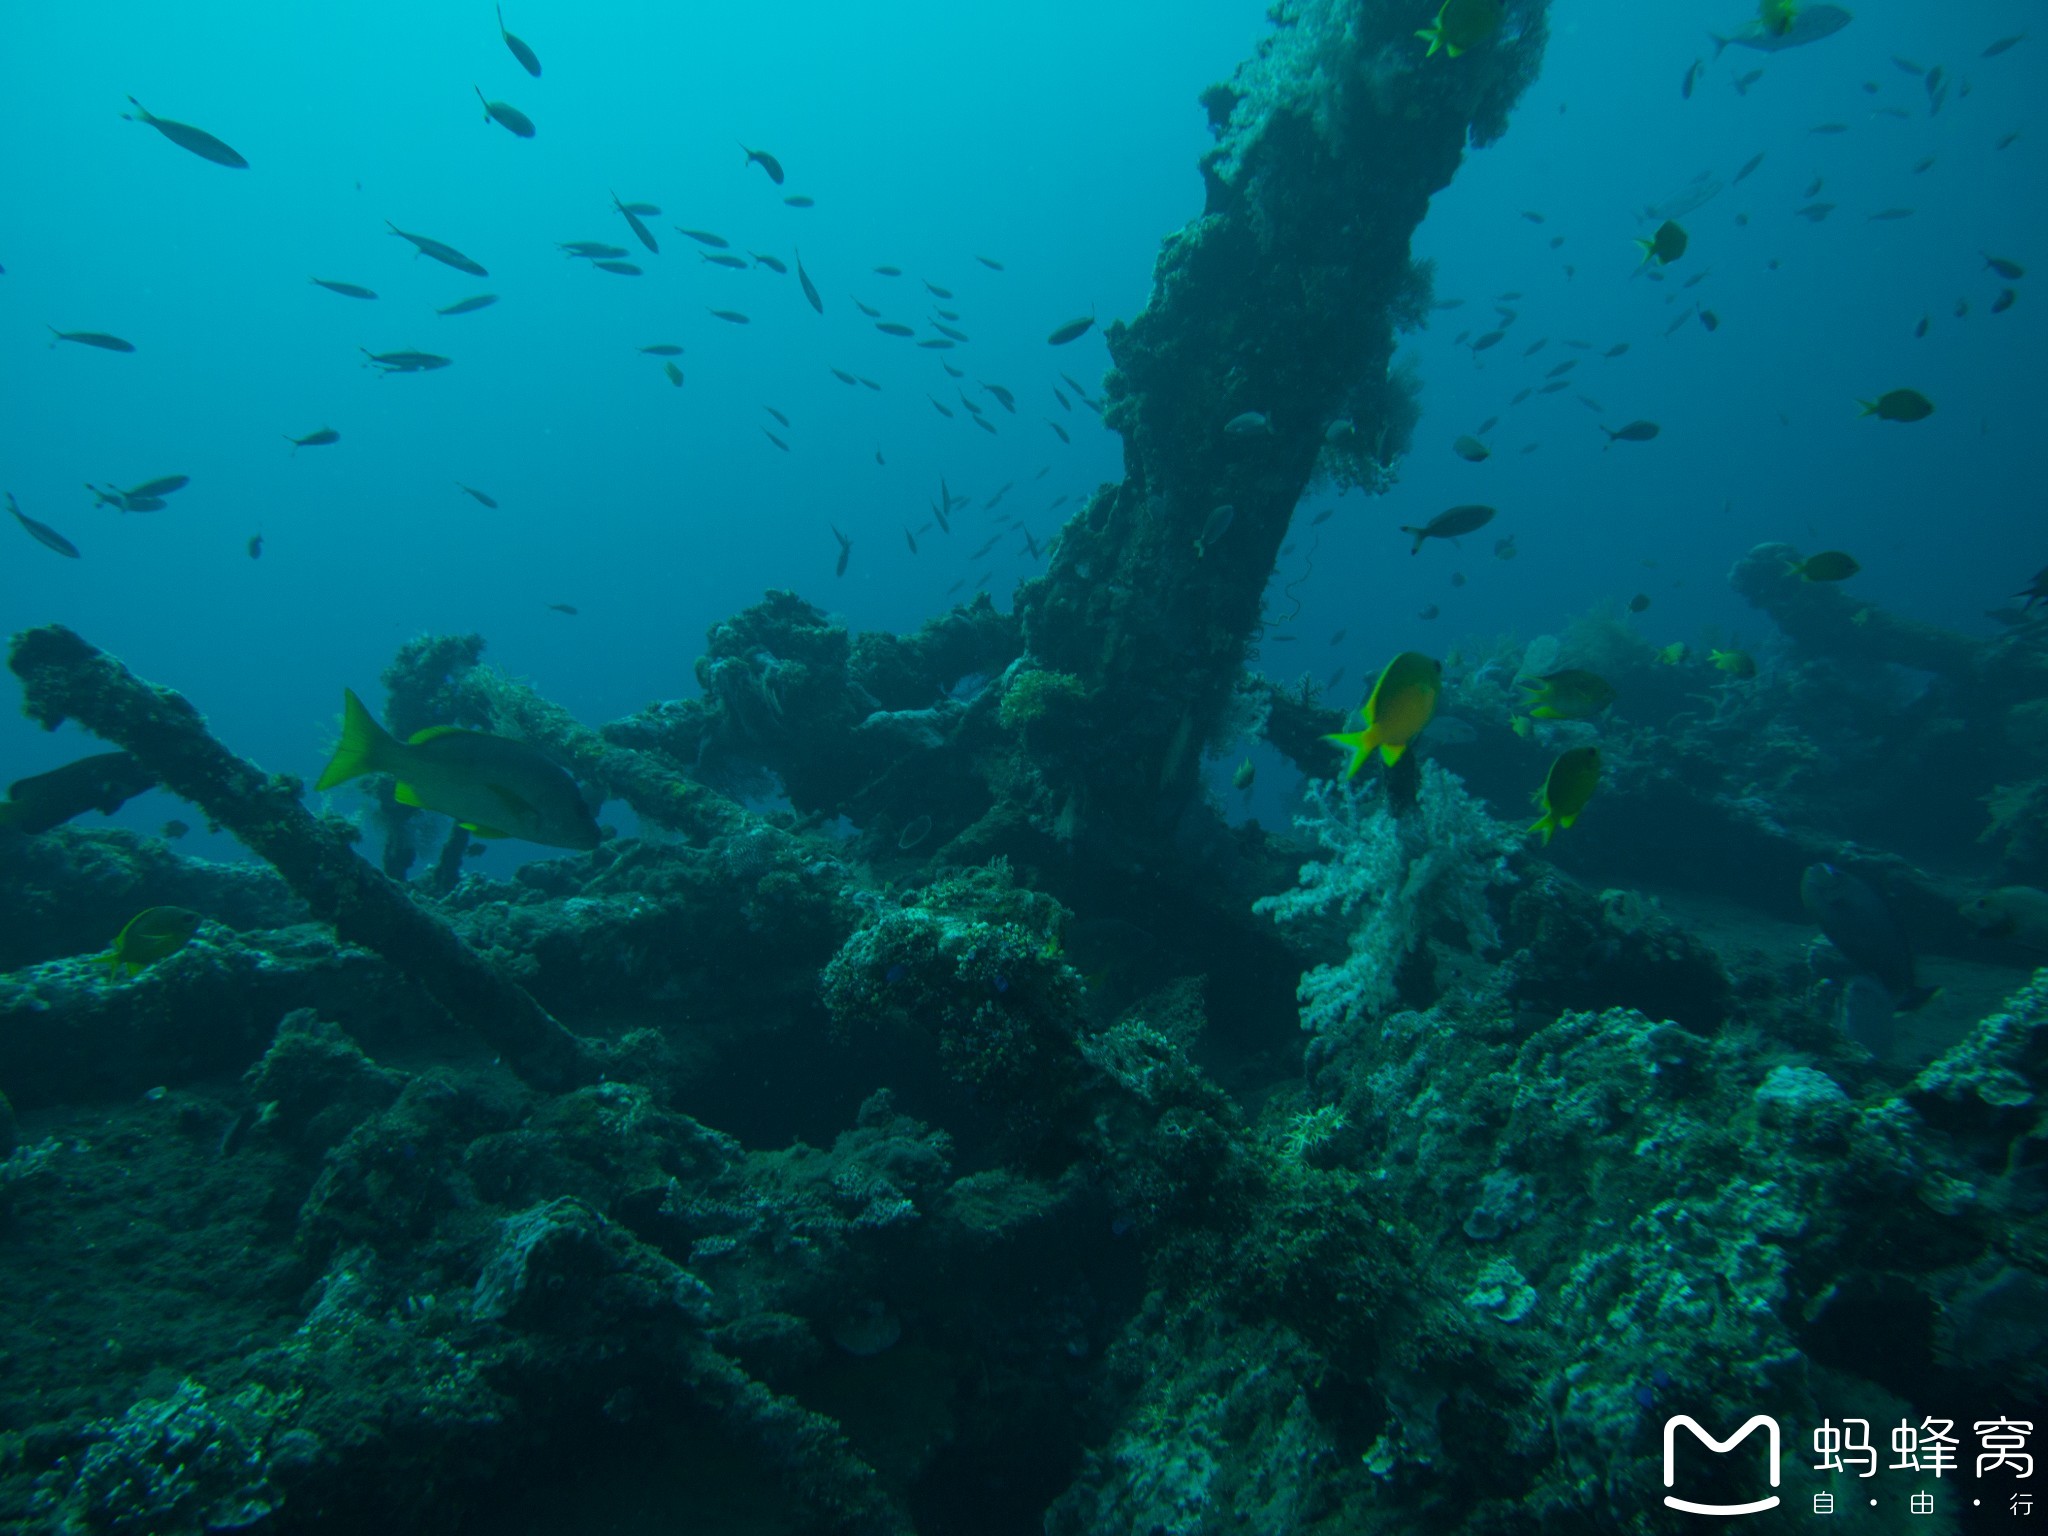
[1663,1414,1782,1515]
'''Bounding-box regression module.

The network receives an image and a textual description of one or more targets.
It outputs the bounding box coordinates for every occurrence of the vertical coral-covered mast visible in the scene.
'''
[1013,0,1548,840]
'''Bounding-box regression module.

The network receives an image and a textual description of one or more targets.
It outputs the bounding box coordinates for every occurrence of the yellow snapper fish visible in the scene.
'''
[1417,0,1504,58]
[1529,747,1601,846]
[95,906,204,976]
[317,689,602,850]
[1325,652,1441,777]
[1518,668,1617,720]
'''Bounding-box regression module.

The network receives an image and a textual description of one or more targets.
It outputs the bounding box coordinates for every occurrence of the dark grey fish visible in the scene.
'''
[286,427,339,451]
[876,322,914,337]
[832,524,851,577]
[475,88,535,138]
[762,428,790,452]
[701,252,749,269]
[796,250,823,314]
[743,145,785,184]
[1801,863,1938,1010]
[560,241,629,258]
[49,327,134,352]
[764,405,790,427]
[612,193,658,254]
[361,348,451,373]
[708,309,749,324]
[312,278,378,299]
[122,96,247,168]
[932,322,969,342]
[752,253,787,273]
[496,5,542,76]
[437,293,498,315]
[8,493,79,558]
[1733,151,1765,184]
[1048,316,1094,346]
[593,260,642,275]
[456,483,498,509]
[783,195,814,208]
[674,228,730,248]
[388,223,488,277]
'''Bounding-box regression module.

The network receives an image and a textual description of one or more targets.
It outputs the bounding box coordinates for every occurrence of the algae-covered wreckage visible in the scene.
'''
[6,1,2048,1532]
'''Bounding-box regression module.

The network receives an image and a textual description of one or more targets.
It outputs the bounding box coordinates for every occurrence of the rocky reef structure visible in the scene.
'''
[11,3,2048,1534]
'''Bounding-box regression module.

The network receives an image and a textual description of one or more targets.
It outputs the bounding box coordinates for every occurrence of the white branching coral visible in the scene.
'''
[1254,763,1516,1031]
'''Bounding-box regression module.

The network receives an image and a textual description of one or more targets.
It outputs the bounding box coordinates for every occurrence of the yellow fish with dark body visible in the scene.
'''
[317,690,601,850]
[1786,550,1860,581]
[1518,668,1617,720]
[1636,220,1689,266]
[1709,648,1758,678]
[1325,652,1441,777]
[95,907,203,975]
[1530,747,1600,846]
[1417,0,1503,57]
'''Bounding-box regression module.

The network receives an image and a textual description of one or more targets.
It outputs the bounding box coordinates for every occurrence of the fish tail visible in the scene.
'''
[1399,526,1425,554]
[1415,25,1442,54]
[123,96,149,122]
[1324,729,1377,780]
[1856,399,1877,416]
[1528,812,1556,846]
[316,688,396,791]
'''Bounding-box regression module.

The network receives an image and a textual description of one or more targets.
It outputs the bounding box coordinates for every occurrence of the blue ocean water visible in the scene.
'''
[2,0,2040,846]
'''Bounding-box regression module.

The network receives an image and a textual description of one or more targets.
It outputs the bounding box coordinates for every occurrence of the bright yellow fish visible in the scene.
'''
[95,906,203,976]
[1325,652,1441,777]
[1529,747,1600,846]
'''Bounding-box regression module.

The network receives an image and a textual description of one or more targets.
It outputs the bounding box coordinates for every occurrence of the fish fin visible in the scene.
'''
[1528,813,1556,846]
[1446,40,1465,57]
[316,689,396,791]
[1379,742,1408,766]
[1415,26,1442,54]
[1709,32,1729,58]
[392,781,427,809]
[460,823,512,839]
[1324,730,1377,780]
[91,948,121,969]
[406,725,464,745]
[1529,706,1561,720]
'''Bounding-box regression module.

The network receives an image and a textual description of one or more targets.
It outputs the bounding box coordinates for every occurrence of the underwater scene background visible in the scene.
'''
[3,0,2047,1530]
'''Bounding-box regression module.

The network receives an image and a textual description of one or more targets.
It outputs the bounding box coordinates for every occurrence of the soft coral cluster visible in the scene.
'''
[1254,764,1516,1031]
